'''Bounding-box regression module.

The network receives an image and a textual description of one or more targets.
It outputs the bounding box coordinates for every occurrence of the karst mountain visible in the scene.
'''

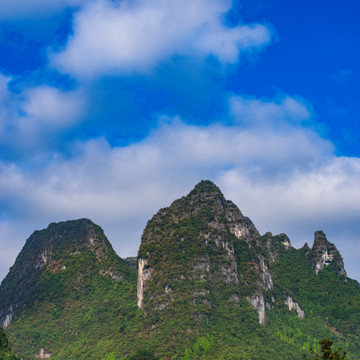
[0,181,359,359]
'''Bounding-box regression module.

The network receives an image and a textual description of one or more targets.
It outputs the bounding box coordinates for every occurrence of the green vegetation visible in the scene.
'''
[2,219,140,360]
[304,339,347,360]
[0,326,19,360]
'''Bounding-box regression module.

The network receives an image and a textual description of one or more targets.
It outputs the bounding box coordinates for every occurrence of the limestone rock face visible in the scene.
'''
[137,180,288,324]
[247,294,266,324]
[137,258,152,309]
[310,231,347,278]
[35,348,52,359]
[285,296,305,319]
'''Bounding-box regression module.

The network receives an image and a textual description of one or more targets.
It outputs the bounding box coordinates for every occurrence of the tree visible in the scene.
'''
[127,349,158,360]
[0,326,20,360]
[304,339,347,360]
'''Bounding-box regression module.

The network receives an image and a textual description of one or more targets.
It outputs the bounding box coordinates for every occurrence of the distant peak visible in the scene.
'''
[312,231,339,253]
[313,230,328,245]
[47,218,94,229]
[310,231,346,278]
[189,180,223,196]
[302,242,310,251]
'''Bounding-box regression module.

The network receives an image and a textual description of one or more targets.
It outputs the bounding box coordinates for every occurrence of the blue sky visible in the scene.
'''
[0,0,359,282]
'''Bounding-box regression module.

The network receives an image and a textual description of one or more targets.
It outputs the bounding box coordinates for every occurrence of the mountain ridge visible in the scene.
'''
[1,180,359,359]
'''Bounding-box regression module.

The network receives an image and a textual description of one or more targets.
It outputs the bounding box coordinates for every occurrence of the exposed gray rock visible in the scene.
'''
[1,306,13,329]
[282,236,292,250]
[247,294,266,324]
[221,260,239,283]
[285,296,305,319]
[310,231,346,278]
[137,258,152,309]
[35,348,52,359]
[258,255,273,290]
[229,294,240,305]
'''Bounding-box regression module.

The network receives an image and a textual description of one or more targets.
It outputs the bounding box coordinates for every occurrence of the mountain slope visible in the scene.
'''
[135,180,360,359]
[0,219,138,360]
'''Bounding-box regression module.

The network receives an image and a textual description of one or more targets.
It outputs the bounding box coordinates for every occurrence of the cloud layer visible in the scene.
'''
[52,0,272,78]
[0,74,86,158]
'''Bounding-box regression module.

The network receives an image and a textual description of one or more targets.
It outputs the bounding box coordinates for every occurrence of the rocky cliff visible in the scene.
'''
[137,181,305,325]
[309,230,347,278]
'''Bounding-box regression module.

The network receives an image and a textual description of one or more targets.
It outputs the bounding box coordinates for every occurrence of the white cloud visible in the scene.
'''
[51,0,272,78]
[230,95,312,127]
[0,95,359,281]
[18,86,86,139]
[0,76,86,155]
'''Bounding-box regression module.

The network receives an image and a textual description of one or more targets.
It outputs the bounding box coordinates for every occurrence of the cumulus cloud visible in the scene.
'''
[19,85,86,133]
[230,95,312,127]
[0,75,86,157]
[51,0,272,78]
[0,95,359,281]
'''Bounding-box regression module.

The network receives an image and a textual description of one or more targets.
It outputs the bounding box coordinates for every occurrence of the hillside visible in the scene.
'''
[0,219,138,359]
[134,180,360,359]
[1,181,359,359]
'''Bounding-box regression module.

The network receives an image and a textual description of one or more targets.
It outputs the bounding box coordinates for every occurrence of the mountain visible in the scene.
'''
[135,180,360,359]
[0,219,139,359]
[1,181,360,359]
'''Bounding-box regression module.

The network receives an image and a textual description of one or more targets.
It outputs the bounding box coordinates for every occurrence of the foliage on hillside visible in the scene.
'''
[2,219,140,360]
[132,181,360,359]
[0,326,19,360]
[304,339,347,360]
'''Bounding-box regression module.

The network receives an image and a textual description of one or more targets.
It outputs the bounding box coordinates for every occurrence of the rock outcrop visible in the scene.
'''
[309,231,347,278]
[35,348,52,359]
[285,296,305,319]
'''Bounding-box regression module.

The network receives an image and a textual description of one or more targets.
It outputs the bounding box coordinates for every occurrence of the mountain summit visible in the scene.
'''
[0,219,137,359]
[0,219,132,330]
[137,180,264,316]
[1,181,360,359]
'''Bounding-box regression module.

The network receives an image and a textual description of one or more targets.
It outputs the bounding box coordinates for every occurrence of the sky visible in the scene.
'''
[0,0,359,282]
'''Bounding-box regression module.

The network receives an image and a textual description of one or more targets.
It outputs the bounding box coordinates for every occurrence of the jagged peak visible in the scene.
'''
[279,234,291,250]
[310,231,346,278]
[188,180,224,198]
[142,180,258,245]
[312,230,332,249]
